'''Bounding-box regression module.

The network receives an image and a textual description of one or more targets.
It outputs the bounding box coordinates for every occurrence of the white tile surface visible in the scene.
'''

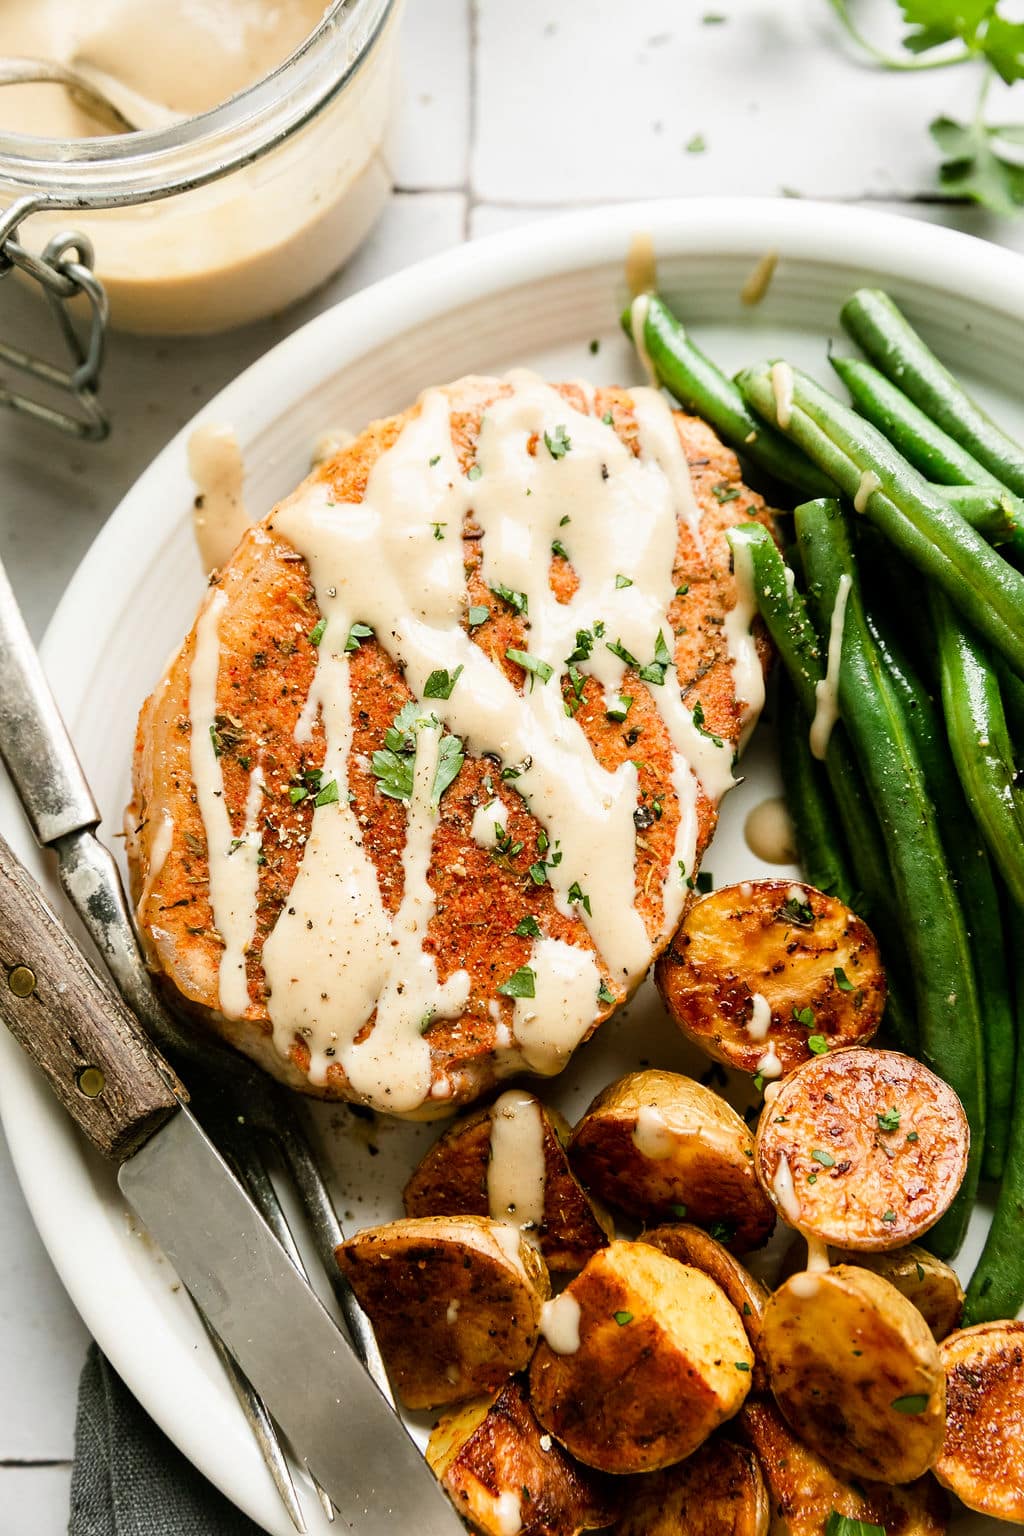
[5,0,1024,1526]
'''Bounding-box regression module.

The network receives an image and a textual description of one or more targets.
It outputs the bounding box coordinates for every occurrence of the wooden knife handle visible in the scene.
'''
[0,831,183,1161]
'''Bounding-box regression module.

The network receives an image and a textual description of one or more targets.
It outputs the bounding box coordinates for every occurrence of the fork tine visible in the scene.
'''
[196,1307,307,1534]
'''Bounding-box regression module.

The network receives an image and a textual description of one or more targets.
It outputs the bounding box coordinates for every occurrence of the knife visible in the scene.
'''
[0,832,465,1533]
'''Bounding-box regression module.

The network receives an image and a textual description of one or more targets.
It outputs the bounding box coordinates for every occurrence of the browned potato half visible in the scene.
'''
[404,1091,613,1272]
[655,880,885,1079]
[427,1377,618,1536]
[335,1215,549,1410]
[641,1223,769,1392]
[832,1246,964,1341]
[614,1436,769,1536]
[529,1239,754,1474]
[739,1398,949,1536]
[935,1320,1024,1523]
[569,1070,775,1253]
[762,1264,946,1483]
[754,1048,969,1250]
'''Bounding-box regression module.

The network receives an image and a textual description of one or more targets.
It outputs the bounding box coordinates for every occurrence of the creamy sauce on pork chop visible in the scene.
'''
[186,371,765,1111]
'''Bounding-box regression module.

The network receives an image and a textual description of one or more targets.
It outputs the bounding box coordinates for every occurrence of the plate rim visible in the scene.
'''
[3,194,1024,1533]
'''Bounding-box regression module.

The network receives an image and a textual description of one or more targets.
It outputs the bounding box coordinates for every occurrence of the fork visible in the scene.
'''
[0,555,393,1533]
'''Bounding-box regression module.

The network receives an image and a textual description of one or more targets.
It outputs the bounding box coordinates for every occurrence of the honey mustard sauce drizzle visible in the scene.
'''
[190,372,763,1111]
[487,1091,547,1239]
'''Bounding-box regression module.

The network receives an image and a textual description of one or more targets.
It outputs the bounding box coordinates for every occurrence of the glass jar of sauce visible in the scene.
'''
[0,0,401,336]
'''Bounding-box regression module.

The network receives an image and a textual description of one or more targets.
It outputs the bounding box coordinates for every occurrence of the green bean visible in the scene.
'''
[964,939,1024,1323]
[866,606,1015,1180]
[830,353,1001,489]
[728,521,916,1052]
[737,361,1024,679]
[997,659,1024,753]
[620,295,834,497]
[840,289,1024,497]
[794,498,984,1257]
[930,591,1024,912]
[776,675,856,906]
[934,486,1024,561]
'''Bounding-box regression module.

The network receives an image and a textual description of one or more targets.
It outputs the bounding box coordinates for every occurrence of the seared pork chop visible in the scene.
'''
[127,373,773,1114]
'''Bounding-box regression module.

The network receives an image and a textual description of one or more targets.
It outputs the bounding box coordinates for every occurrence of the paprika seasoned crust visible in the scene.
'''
[127,375,774,1111]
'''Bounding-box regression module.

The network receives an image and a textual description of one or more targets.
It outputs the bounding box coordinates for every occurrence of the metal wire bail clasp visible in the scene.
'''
[0,195,110,441]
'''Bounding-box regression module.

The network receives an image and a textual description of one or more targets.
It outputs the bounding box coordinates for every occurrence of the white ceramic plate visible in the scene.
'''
[2,198,1023,1535]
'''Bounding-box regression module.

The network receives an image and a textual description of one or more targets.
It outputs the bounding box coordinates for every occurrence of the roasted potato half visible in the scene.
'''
[335,1215,549,1410]
[739,1398,949,1536]
[569,1070,775,1253]
[427,1377,618,1536]
[655,880,885,1079]
[832,1246,964,1341]
[614,1436,769,1536]
[754,1048,969,1250]
[935,1320,1024,1523]
[762,1264,946,1483]
[641,1223,769,1392]
[529,1239,754,1474]
[404,1090,613,1272]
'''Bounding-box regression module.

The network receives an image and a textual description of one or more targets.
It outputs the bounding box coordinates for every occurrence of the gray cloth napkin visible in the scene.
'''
[70,1343,262,1536]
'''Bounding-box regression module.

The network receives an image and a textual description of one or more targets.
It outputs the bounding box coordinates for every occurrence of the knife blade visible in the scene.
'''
[0,833,466,1534]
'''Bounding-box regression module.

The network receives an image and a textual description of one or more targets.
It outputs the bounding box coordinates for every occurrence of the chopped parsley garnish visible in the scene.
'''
[906,1130,920,1143]
[544,424,572,459]
[506,647,554,684]
[432,734,464,807]
[606,694,633,722]
[638,630,672,686]
[891,1394,929,1415]
[882,1209,897,1223]
[529,861,549,885]
[424,665,463,700]
[514,915,541,938]
[877,1107,901,1132]
[551,538,570,560]
[793,1005,816,1030]
[370,745,415,802]
[695,871,714,894]
[314,779,340,808]
[559,514,571,526]
[675,584,689,597]
[691,699,724,747]
[567,628,595,664]
[308,617,327,646]
[209,724,223,757]
[589,339,600,354]
[916,1262,926,1282]
[807,1171,818,1184]
[490,582,528,616]
[597,980,616,1005]
[501,758,531,781]
[807,1035,829,1055]
[614,1310,633,1326]
[606,637,640,668]
[615,573,634,589]
[428,454,441,466]
[712,483,741,503]
[467,464,482,482]
[778,893,815,927]
[602,411,614,426]
[824,1515,885,1536]
[370,702,463,806]
[468,605,489,627]
[492,825,523,861]
[670,1204,688,1219]
[686,132,707,154]
[811,1148,836,1168]
[567,881,592,915]
[498,966,536,999]
[734,1361,751,1371]
[707,1221,736,1245]
[834,966,855,991]
[432,522,446,540]
[344,622,374,653]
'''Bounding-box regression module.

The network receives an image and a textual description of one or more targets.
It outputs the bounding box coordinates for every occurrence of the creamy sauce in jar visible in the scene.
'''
[0,1,400,332]
[186,370,765,1111]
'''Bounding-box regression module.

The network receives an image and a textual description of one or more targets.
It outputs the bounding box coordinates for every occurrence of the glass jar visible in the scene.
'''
[0,0,401,336]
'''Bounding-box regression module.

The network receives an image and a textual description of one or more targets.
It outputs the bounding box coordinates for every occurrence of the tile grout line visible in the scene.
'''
[0,1459,73,1469]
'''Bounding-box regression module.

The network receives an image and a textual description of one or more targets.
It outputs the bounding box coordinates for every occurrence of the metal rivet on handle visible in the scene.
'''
[76,1065,105,1098]
[7,964,35,997]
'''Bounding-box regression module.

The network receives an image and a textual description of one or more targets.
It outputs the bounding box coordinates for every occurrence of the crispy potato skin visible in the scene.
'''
[762,1265,946,1484]
[529,1240,754,1475]
[738,1398,949,1536]
[655,881,885,1077]
[831,1246,964,1342]
[614,1436,769,1536]
[427,1377,619,1536]
[335,1215,549,1410]
[127,380,774,1109]
[935,1320,1024,1523]
[754,1048,969,1250]
[403,1097,612,1272]
[640,1224,769,1393]
[569,1070,775,1253]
